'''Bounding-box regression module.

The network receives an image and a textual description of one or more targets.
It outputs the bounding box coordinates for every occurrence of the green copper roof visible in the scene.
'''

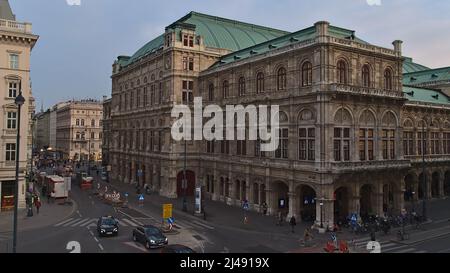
[403,85,450,105]
[403,66,450,85]
[123,11,289,67]
[403,57,430,73]
[211,25,368,69]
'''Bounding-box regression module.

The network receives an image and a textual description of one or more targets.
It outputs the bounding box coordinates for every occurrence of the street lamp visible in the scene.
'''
[13,89,25,253]
[182,138,187,212]
[319,201,324,228]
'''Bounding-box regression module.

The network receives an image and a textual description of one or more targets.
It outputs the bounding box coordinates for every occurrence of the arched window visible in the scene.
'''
[256,72,264,93]
[362,64,371,87]
[238,77,246,96]
[81,119,85,126]
[384,68,393,90]
[302,62,312,87]
[222,80,229,98]
[277,67,287,90]
[337,60,347,84]
[144,76,148,84]
[208,83,214,101]
[91,119,95,127]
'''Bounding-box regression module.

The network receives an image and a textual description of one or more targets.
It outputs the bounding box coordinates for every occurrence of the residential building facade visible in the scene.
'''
[55,100,103,162]
[108,12,450,227]
[0,0,38,211]
[102,97,111,167]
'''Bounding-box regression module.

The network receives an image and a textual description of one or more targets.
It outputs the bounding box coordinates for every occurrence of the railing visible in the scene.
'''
[331,159,411,172]
[331,84,405,99]
[0,19,32,34]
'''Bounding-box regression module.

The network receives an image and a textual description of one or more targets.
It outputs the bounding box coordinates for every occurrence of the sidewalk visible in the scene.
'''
[0,186,77,233]
[99,177,317,238]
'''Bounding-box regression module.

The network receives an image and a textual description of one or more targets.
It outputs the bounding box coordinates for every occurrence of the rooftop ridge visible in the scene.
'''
[403,66,450,75]
[185,11,290,35]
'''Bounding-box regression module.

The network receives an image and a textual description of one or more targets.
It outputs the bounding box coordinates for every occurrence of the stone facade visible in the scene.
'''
[107,14,450,227]
[0,1,38,211]
[55,100,103,162]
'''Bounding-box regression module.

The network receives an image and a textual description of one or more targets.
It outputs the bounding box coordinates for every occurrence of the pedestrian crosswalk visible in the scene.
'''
[53,217,142,228]
[175,220,215,230]
[351,237,426,253]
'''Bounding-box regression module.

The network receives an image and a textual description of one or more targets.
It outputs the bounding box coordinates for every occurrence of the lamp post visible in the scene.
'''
[319,201,324,228]
[182,138,187,212]
[13,88,25,253]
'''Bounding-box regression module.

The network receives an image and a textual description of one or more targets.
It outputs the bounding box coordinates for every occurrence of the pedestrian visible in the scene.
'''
[262,202,268,215]
[35,197,41,214]
[303,227,314,246]
[277,211,283,226]
[289,215,297,233]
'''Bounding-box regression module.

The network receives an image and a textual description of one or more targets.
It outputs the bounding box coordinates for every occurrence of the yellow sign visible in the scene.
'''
[163,204,173,219]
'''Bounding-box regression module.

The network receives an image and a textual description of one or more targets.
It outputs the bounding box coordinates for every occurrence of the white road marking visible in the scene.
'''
[80,219,97,227]
[72,218,92,227]
[438,248,450,253]
[98,244,104,251]
[414,250,427,253]
[192,221,215,230]
[54,218,74,227]
[76,210,82,217]
[93,237,99,243]
[122,218,140,227]
[91,201,95,205]
[62,218,84,227]
[89,230,94,236]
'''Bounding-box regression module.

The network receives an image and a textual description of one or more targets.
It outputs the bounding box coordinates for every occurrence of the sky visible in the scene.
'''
[9,0,450,110]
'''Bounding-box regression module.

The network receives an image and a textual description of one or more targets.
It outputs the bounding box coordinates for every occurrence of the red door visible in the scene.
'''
[177,171,195,197]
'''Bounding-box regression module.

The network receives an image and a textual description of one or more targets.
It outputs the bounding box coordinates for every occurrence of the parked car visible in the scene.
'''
[97,216,119,237]
[161,244,196,253]
[132,225,168,249]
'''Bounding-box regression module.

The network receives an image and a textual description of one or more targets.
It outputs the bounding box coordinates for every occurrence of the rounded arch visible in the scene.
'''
[359,109,377,127]
[432,172,441,198]
[334,107,354,126]
[301,61,313,87]
[417,119,428,129]
[334,186,350,224]
[277,111,289,124]
[296,184,317,222]
[336,58,349,84]
[383,66,394,90]
[403,118,414,128]
[381,111,398,127]
[361,63,372,87]
[276,66,287,91]
[297,108,316,124]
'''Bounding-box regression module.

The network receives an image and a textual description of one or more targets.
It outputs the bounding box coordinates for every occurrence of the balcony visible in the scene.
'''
[330,84,405,100]
[331,159,411,173]
[405,154,450,164]
[0,19,32,34]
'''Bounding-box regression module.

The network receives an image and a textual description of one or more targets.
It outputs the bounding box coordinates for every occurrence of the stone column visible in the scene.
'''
[287,180,297,219]
[439,172,445,198]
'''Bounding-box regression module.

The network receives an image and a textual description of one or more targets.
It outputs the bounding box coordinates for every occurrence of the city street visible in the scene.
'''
[3,164,450,253]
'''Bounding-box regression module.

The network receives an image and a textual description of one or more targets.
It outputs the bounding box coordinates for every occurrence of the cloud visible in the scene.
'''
[66,0,81,6]
[366,0,381,6]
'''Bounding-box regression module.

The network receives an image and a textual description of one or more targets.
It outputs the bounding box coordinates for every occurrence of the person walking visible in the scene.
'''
[277,211,283,226]
[35,197,41,214]
[302,227,314,247]
[262,202,268,215]
[289,215,297,233]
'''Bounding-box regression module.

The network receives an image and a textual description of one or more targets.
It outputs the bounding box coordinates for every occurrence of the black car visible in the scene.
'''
[132,225,168,249]
[161,244,196,253]
[97,216,119,237]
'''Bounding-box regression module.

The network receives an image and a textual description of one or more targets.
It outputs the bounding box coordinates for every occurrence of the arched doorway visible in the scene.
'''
[360,184,373,220]
[418,173,425,200]
[298,185,316,222]
[404,173,416,201]
[445,171,450,197]
[274,182,289,214]
[432,172,440,198]
[176,170,195,197]
[334,187,349,224]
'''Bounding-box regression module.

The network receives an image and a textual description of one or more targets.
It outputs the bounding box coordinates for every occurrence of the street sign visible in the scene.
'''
[195,187,202,214]
[163,204,173,219]
[137,169,143,177]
